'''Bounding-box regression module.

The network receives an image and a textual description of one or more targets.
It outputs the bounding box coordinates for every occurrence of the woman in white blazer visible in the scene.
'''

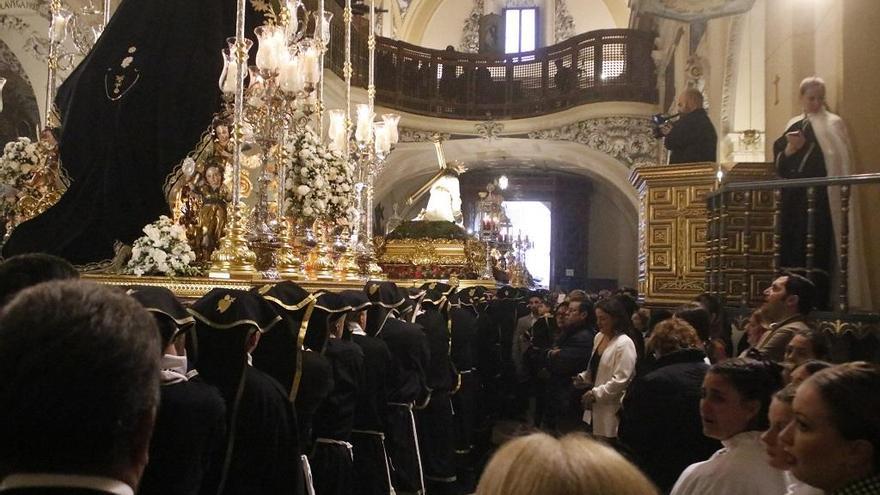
[575,297,637,439]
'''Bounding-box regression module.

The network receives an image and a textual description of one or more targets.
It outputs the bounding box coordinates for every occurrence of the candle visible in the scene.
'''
[382,113,400,144]
[219,48,238,94]
[255,25,284,72]
[301,44,320,85]
[355,104,374,144]
[279,54,301,93]
[51,8,72,43]
[320,11,333,45]
[328,109,347,153]
[285,0,301,38]
[374,123,391,155]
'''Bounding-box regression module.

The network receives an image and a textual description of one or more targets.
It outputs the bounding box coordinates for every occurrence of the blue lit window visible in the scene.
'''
[504,7,537,54]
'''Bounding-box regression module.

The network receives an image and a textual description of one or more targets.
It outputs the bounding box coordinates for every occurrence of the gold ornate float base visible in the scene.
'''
[84,273,492,299]
[378,237,484,280]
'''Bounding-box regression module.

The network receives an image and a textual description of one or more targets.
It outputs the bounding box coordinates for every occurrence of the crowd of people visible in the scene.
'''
[0,253,877,495]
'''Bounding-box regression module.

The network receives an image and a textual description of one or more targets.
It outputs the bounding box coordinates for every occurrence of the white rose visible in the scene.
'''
[314,177,325,189]
[296,185,311,196]
[303,206,314,216]
[152,249,168,263]
[144,225,161,242]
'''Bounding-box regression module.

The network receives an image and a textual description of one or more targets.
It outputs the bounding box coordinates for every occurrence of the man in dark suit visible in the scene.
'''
[661,88,717,164]
[0,280,161,494]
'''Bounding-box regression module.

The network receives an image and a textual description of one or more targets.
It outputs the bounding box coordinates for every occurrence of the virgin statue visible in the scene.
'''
[1,0,264,266]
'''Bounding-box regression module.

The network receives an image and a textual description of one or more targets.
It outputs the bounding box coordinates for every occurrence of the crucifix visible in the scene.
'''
[772,74,781,105]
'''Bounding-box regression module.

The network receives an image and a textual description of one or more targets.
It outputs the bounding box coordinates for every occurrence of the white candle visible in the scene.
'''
[374,123,391,155]
[382,113,400,144]
[301,45,320,85]
[328,109,347,153]
[355,104,374,144]
[220,49,238,94]
[51,9,72,43]
[279,54,300,93]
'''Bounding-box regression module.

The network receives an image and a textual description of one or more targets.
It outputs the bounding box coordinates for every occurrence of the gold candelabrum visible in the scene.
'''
[477,182,509,281]
[210,0,334,279]
[325,0,401,280]
[45,0,110,124]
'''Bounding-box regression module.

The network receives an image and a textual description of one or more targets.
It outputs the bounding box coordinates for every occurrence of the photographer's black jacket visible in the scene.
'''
[664,108,717,164]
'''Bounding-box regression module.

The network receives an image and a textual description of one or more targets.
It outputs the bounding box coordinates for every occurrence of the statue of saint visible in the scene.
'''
[415,172,462,224]
[197,163,230,262]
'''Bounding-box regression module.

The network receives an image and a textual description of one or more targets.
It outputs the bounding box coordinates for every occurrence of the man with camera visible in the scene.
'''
[659,88,717,164]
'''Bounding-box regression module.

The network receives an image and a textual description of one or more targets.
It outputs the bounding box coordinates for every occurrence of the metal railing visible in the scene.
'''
[706,173,880,313]
[313,1,656,119]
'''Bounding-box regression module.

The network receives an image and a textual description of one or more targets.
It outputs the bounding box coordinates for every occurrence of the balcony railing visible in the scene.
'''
[317,4,657,120]
[706,173,880,313]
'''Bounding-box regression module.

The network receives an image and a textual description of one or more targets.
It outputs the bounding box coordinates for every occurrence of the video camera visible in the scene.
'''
[651,113,679,138]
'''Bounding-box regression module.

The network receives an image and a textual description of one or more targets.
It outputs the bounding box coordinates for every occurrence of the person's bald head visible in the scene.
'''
[677,88,704,114]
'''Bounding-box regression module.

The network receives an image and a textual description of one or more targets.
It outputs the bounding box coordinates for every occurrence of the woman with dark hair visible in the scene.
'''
[780,362,880,493]
[789,359,832,386]
[574,297,637,440]
[671,358,786,495]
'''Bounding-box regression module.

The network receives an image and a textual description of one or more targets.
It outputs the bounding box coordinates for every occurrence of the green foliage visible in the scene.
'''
[386,220,469,240]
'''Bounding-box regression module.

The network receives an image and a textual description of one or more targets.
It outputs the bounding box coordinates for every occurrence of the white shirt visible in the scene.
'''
[785,471,825,495]
[0,473,134,495]
[671,431,788,495]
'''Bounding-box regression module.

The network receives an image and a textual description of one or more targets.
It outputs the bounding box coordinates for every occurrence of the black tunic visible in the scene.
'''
[2,0,261,264]
[773,118,833,307]
[350,333,394,495]
[295,351,334,454]
[310,338,363,495]
[222,367,302,495]
[415,308,459,492]
[139,377,227,495]
[664,108,717,164]
[377,316,430,494]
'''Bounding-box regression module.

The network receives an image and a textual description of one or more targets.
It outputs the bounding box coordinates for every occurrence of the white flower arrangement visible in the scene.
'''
[283,125,356,223]
[124,215,202,277]
[0,137,49,220]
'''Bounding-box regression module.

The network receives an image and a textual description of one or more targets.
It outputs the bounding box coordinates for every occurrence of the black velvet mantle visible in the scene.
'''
[3,0,262,265]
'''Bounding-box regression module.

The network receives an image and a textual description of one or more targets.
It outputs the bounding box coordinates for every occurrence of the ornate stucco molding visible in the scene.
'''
[475,120,504,140]
[719,14,744,135]
[527,116,658,167]
[459,0,483,53]
[398,127,451,143]
[554,0,575,43]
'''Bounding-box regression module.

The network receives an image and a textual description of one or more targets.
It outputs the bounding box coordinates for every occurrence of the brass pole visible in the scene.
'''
[209,0,257,278]
[805,186,816,282]
[838,185,850,313]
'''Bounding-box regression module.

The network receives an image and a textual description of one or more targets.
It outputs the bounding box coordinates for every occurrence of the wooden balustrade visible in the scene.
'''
[310,0,657,119]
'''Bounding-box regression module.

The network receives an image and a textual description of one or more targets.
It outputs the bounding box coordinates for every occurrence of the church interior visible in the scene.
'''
[1,0,879,494]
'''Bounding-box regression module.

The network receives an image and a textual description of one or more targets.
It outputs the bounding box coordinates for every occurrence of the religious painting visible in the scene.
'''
[479,13,503,55]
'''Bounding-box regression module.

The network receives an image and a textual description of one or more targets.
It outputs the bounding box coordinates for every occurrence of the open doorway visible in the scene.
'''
[502,200,551,288]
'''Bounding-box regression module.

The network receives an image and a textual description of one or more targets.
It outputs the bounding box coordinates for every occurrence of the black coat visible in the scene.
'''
[618,348,720,493]
[351,333,392,432]
[379,317,430,404]
[664,108,717,164]
[223,367,302,495]
[314,338,364,441]
[139,377,227,495]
